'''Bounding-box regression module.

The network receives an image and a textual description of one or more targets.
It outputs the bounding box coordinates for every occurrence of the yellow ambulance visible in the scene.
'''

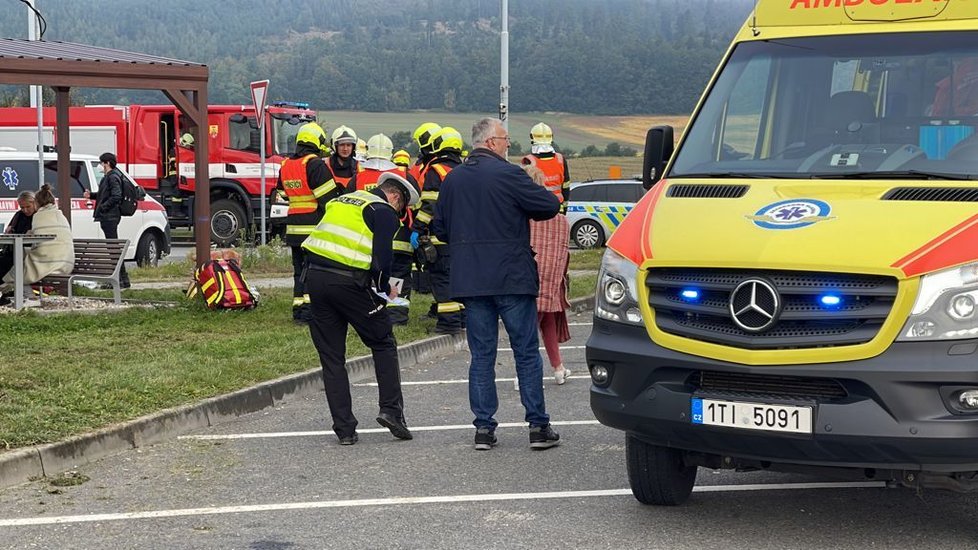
[588,0,978,505]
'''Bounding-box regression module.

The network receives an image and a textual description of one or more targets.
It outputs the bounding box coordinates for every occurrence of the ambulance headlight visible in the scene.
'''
[899,262,978,341]
[595,248,643,326]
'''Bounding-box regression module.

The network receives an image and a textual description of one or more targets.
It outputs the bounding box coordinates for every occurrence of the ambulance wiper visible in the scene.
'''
[809,170,978,181]
[672,172,780,179]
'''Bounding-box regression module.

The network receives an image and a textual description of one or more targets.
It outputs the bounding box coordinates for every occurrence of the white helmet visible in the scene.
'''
[530,122,553,145]
[367,133,394,160]
[331,125,358,147]
[378,172,420,207]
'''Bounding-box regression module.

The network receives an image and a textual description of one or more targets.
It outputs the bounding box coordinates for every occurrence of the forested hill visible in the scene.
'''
[0,0,752,115]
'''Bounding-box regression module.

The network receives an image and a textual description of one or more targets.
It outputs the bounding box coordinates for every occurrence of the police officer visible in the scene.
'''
[414,126,465,334]
[276,122,335,323]
[326,125,360,190]
[302,172,420,446]
[349,134,418,326]
[521,122,570,213]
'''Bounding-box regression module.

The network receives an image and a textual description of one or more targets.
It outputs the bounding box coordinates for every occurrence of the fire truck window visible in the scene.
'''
[229,115,260,152]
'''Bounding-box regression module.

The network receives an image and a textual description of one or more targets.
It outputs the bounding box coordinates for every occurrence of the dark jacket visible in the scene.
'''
[432,148,559,299]
[92,168,124,223]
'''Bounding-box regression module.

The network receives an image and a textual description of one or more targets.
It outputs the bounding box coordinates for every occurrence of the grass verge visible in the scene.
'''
[0,273,596,451]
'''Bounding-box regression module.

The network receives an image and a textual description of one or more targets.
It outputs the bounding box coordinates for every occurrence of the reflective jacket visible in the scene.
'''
[522,152,569,205]
[302,190,387,271]
[414,154,460,245]
[275,143,335,246]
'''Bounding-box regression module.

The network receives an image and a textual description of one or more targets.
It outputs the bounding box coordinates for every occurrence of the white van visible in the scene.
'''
[0,151,171,266]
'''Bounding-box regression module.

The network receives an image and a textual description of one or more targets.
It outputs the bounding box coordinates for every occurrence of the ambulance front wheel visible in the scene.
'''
[572,220,605,249]
[210,199,247,247]
[626,434,697,506]
[135,232,162,267]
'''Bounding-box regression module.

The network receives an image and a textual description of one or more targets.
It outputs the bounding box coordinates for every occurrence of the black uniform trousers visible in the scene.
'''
[306,266,405,438]
[428,244,464,333]
[290,245,311,321]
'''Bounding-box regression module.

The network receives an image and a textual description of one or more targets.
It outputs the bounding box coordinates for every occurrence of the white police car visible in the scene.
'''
[0,151,171,266]
[566,179,645,248]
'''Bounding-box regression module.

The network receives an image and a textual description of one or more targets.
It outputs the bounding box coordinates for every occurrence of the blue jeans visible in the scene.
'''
[462,294,550,431]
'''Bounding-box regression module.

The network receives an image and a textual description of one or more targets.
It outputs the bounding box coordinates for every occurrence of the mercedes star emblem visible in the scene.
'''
[729,279,781,333]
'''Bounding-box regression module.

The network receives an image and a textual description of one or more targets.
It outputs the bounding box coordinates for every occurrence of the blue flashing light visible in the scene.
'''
[820,294,842,307]
[271,101,310,109]
[680,289,701,301]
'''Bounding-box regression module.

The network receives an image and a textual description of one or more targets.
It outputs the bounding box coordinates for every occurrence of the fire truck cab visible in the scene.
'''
[0,102,316,246]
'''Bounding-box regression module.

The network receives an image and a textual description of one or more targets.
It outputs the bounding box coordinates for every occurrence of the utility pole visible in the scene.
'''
[499,0,509,153]
[27,0,44,184]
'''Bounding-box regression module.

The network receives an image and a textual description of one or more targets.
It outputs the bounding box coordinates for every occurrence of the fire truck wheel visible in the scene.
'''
[135,232,162,267]
[211,199,247,247]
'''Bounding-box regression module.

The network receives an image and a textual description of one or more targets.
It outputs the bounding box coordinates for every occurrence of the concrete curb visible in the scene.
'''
[0,295,595,491]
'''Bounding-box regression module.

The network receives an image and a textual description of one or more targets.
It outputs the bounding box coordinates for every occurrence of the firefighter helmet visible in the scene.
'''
[367,133,394,160]
[392,149,411,168]
[296,122,329,155]
[530,122,554,145]
[431,127,463,154]
[355,138,368,160]
[413,122,441,154]
[331,125,358,147]
[179,132,195,148]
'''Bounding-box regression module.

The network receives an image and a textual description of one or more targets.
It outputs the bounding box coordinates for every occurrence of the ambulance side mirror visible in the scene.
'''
[643,125,674,190]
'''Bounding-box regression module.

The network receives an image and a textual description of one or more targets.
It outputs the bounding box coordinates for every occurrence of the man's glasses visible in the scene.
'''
[489,135,511,144]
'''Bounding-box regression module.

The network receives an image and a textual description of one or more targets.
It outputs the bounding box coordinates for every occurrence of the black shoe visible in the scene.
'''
[338,433,359,446]
[529,424,560,450]
[376,413,413,440]
[474,428,497,451]
[120,280,131,289]
[432,326,462,336]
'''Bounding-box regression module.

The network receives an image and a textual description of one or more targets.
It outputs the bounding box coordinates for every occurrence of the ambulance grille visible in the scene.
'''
[882,187,978,202]
[666,184,750,198]
[693,371,848,400]
[647,268,898,350]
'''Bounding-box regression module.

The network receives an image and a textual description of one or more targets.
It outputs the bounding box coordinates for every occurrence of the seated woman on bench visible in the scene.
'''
[0,184,74,303]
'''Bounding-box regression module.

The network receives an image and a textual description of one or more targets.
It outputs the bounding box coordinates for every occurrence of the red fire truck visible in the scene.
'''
[0,102,316,245]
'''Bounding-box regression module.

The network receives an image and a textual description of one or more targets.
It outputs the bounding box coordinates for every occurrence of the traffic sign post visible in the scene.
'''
[251,80,270,245]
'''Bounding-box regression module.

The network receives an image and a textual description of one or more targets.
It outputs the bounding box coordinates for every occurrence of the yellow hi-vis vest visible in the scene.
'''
[302,190,391,271]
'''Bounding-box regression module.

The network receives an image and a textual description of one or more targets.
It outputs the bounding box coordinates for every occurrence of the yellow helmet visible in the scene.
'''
[392,149,411,167]
[331,125,358,147]
[530,122,553,145]
[413,122,441,154]
[431,126,463,154]
[356,138,367,159]
[296,122,328,155]
[366,133,394,160]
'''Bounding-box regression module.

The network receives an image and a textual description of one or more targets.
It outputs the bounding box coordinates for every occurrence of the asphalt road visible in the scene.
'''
[1,312,976,549]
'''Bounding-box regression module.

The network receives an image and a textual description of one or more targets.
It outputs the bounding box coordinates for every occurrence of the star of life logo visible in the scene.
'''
[748,199,833,230]
[2,167,18,191]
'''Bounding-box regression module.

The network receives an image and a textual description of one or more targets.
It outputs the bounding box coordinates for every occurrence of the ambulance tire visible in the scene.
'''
[210,199,247,247]
[135,232,162,268]
[625,434,697,506]
[572,219,605,249]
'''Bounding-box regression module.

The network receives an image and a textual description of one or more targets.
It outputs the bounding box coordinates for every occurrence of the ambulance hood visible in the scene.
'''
[609,180,978,280]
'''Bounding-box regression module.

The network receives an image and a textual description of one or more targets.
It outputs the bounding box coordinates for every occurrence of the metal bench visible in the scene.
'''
[39,238,130,305]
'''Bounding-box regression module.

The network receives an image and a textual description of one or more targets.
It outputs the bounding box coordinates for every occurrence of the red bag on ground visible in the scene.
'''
[188,258,258,309]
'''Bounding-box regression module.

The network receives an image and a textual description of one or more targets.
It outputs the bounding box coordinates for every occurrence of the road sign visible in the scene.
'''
[250,80,269,130]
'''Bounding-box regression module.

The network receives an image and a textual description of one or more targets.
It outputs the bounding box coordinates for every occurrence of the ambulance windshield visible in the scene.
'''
[670,32,978,180]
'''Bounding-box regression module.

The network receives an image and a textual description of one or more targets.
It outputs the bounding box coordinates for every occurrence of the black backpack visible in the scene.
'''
[115,169,143,217]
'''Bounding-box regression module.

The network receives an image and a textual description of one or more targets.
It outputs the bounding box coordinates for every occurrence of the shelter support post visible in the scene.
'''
[54,86,71,224]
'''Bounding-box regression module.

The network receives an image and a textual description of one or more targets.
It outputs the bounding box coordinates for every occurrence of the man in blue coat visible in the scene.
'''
[433,117,561,451]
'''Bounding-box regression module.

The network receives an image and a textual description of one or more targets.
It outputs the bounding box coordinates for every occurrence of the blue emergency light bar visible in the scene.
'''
[270,101,310,109]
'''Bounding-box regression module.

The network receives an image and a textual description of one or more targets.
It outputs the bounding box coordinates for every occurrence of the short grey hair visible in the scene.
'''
[16,190,34,203]
[471,117,502,148]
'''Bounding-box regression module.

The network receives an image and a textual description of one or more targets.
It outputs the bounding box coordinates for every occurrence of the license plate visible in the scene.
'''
[691,398,813,434]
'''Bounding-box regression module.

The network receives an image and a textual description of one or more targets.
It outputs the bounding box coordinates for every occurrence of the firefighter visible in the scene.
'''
[349,135,420,326]
[302,172,420,445]
[521,122,570,213]
[392,149,411,172]
[414,126,465,334]
[409,123,440,299]
[355,137,368,163]
[327,125,360,190]
[276,121,335,323]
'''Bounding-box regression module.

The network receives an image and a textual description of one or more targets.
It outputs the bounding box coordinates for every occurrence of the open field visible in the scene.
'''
[317,110,689,153]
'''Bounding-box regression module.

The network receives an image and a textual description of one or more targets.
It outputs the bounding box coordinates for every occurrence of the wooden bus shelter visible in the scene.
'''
[0,38,211,265]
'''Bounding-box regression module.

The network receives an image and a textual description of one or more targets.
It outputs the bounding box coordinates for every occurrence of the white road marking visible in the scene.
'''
[356,375,590,387]
[568,322,592,326]
[496,346,587,352]
[0,482,887,527]
[179,420,602,441]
